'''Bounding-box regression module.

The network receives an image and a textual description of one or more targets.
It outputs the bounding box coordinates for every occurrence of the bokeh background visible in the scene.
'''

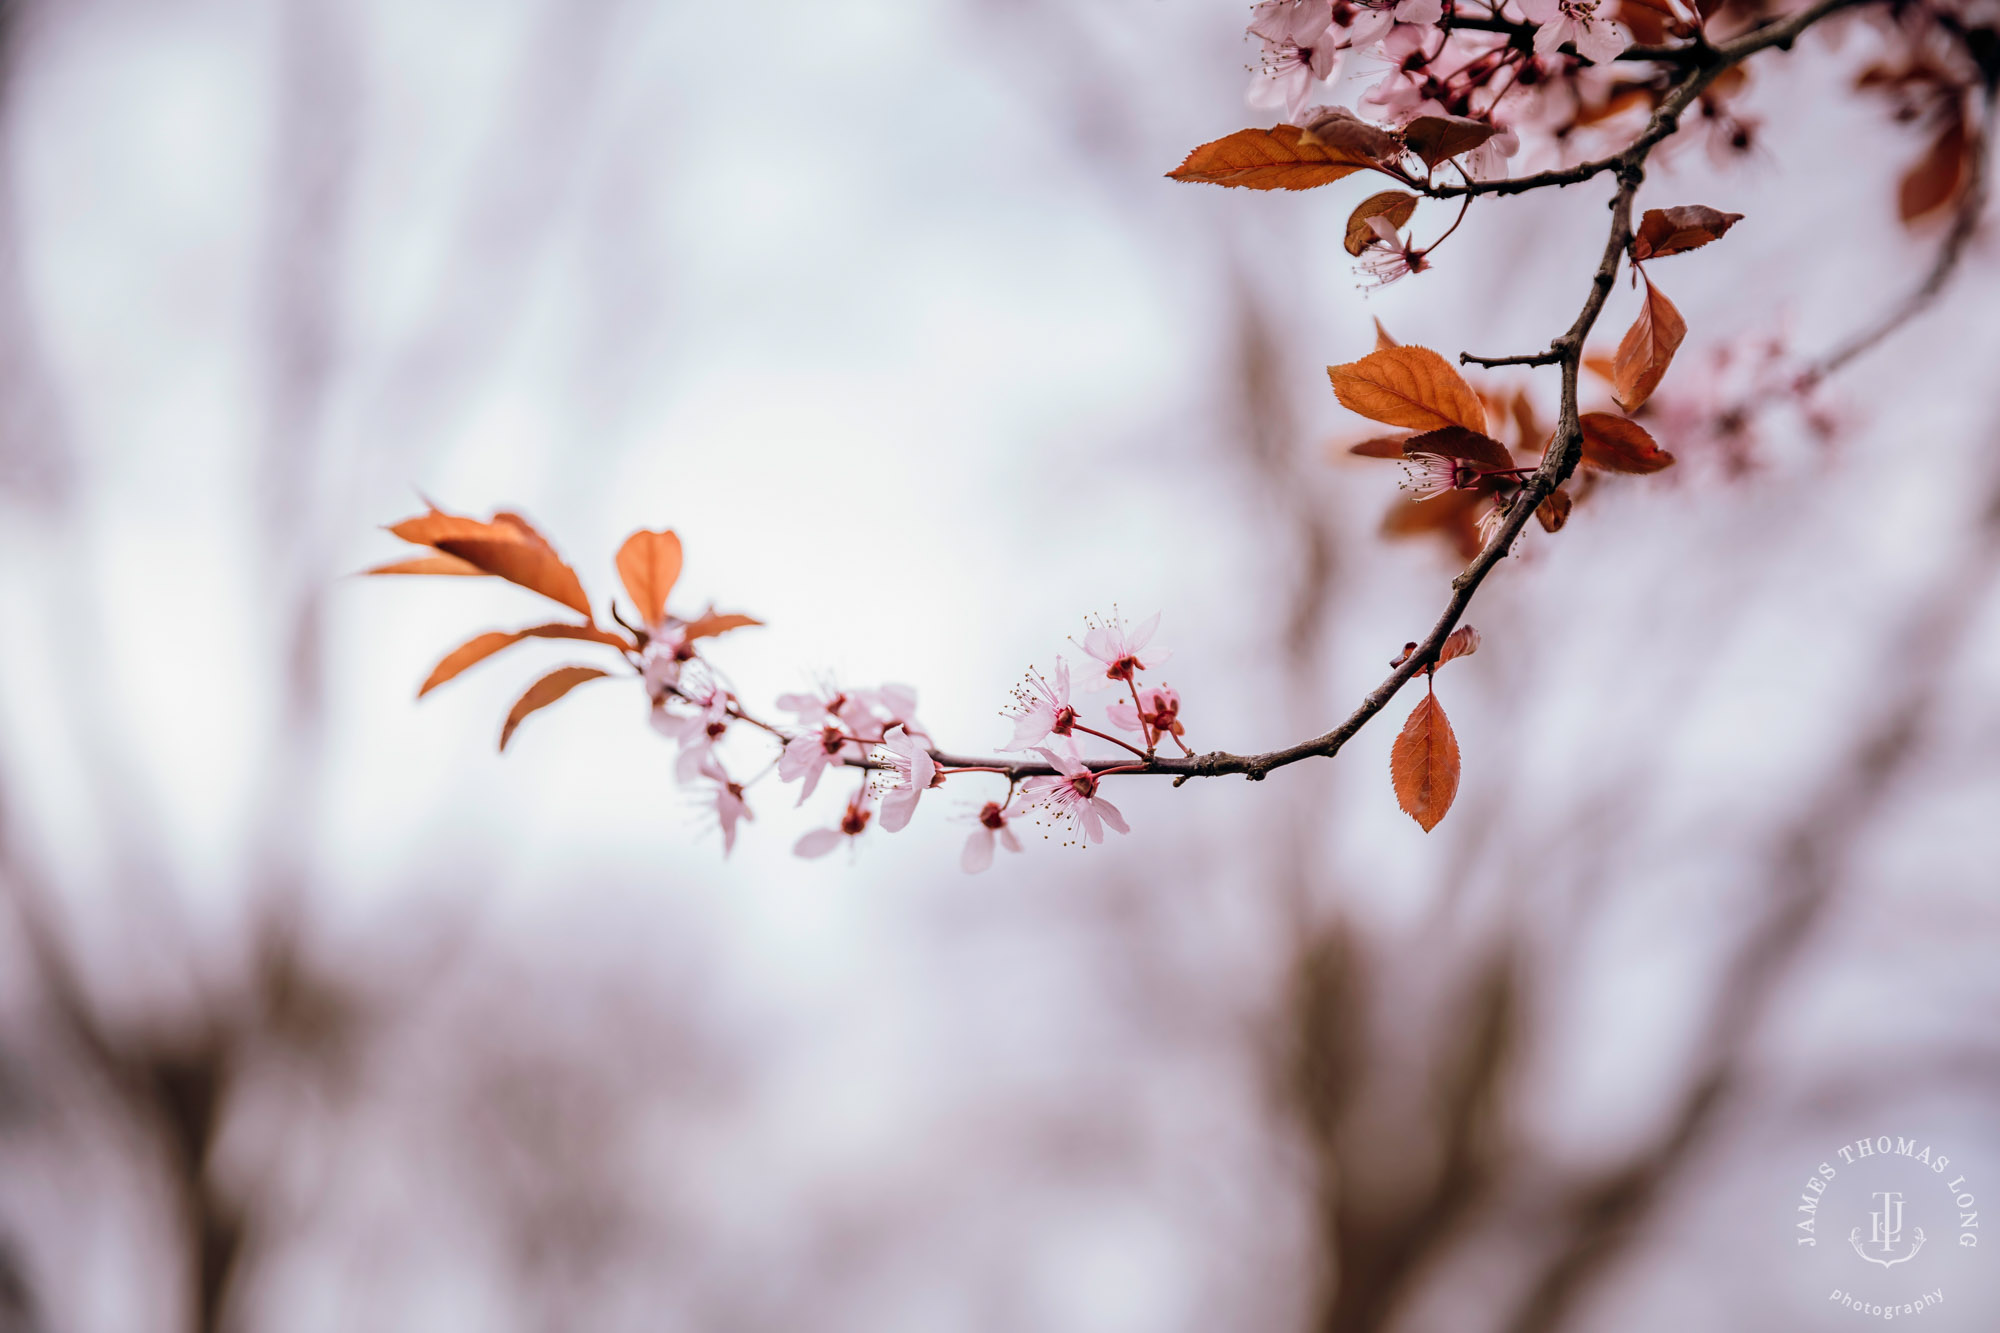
[0,2,1996,1330]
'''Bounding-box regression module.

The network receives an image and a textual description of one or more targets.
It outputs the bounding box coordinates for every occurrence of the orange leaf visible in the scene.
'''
[1329,346,1486,434]
[420,624,632,698]
[1391,692,1460,832]
[1401,425,1513,472]
[385,506,597,621]
[1630,205,1744,260]
[1372,316,1399,351]
[499,666,610,751]
[1611,275,1686,412]
[1536,485,1574,532]
[365,553,485,577]
[1437,624,1481,665]
[431,538,595,621]
[1344,191,1419,256]
[1166,125,1378,191]
[683,607,763,642]
[1402,114,1496,169]
[1579,413,1677,473]
[615,529,684,627]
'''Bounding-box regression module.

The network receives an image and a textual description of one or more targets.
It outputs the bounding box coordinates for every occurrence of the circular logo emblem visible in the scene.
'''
[1793,1135,1983,1323]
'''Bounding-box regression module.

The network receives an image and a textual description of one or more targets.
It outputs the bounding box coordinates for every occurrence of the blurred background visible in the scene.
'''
[0,1,1997,1329]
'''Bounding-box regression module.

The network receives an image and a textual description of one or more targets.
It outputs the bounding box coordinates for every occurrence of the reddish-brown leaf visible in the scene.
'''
[1329,346,1487,434]
[1401,425,1513,472]
[683,607,764,642]
[1402,115,1496,169]
[1372,316,1399,351]
[1344,191,1419,256]
[1583,352,1619,385]
[1391,692,1460,832]
[1437,624,1481,666]
[1899,115,1970,225]
[1167,125,1378,191]
[420,624,633,699]
[1611,275,1687,411]
[385,506,596,620]
[499,666,611,752]
[365,553,485,577]
[1380,489,1486,560]
[1343,434,1411,460]
[1536,485,1574,532]
[615,529,684,627]
[1630,205,1744,260]
[431,537,595,621]
[1508,389,1543,455]
[1297,107,1404,160]
[1579,412,1677,473]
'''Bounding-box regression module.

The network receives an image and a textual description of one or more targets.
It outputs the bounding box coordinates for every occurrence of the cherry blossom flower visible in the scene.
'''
[1024,747,1130,844]
[1335,0,1443,52]
[777,684,850,727]
[1004,658,1077,751]
[640,627,691,699]
[1247,1,1342,120]
[962,801,1024,874]
[1357,215,1430,288]
[848,683,926,742]
[779,724,851,802]
[876,725,936,833]
[794,798,872,859]
[694,760,751,855]
[1520,0,1631,65]
[1400,451,1477,499]
[650,669,732,780]
[1107,684,1185,745]
[1080,613,1168,687]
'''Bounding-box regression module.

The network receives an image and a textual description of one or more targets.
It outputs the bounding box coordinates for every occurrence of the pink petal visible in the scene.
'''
[794,828,844,859]
[880,782,920,833]
[961,828,995,874]
[1091,797,1129,836]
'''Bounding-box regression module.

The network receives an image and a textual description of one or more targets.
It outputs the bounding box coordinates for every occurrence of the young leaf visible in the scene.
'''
[1329,346,1487,434]
[1402,115,1497,168]
[1391,692,1460,832]
[1345,191,1419,256]
[683,607,764,642]
[615,529,684,628]
[420,624,633,699]
[1611,275,1686,412]
[499,666,611,751]
[1629,205,1745,260]
[1401,425,1513,472]
[1579,413,1677,473]
[1437,624,1481,665]
[1535,485,1574,532]
[1167,125,1378,191]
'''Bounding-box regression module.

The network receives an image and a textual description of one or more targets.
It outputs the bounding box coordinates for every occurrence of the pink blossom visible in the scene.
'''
[1520,0,1631,64]
[1334,0,1443,51]
[962,801,1024,874]
[794,798,872,859]
[779,724,850,802]
[1004,657,1077,751]
[694,760,751,856]
[1400,450,1474,499]
[640,627,690,699]
[876,725,936,833]
[1357,215,1429,288]
[1080,613,1167,687]
[1107,684,1185,743]
[1246,1,1342,120]
[848,683,926,743]
[1024,747,1130,844]
[650,671,732,780]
